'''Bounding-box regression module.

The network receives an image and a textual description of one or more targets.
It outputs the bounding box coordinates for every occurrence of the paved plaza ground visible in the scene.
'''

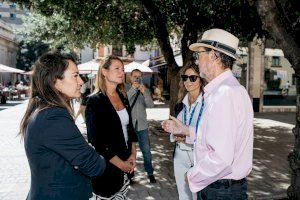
[0,100,295,199]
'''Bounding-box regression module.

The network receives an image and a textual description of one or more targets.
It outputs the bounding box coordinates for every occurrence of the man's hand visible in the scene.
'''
[162,116,190,136]
[174,135,186,143]
[132,82,145,94]
[138,84,145,94]
[132,82,140,89]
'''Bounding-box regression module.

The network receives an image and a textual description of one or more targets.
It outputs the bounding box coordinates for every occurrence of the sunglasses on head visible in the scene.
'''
[181,75,199,82]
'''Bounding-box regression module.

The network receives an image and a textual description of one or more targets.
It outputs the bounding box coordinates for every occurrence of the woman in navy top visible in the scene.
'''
[19,52,106,200]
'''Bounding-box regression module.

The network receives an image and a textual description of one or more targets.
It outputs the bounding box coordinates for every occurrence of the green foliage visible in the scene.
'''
[16,0,155,49]
[16,40,49,71]
[266,79,281,90]
[15,0,264,55]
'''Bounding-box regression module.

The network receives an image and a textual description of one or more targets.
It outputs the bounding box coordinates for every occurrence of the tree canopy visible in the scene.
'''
[16,40,49,71]
[16,0,264,59]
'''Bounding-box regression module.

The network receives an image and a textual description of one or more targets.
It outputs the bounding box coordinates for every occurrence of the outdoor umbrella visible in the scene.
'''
[78,60,101,74]
[124,61,153,73]
[0,64,25,73]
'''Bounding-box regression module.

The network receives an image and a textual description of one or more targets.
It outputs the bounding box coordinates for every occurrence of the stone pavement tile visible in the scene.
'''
[0,101,296,200]
[0,102,30,200]
[248,117,294,199]
[127,120,178,200]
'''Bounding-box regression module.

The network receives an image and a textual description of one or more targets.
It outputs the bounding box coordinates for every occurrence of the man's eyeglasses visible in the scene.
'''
[181,75,199,82]
[193,50,210,60]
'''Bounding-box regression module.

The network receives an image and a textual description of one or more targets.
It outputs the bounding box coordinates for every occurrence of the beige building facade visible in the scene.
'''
[0,20,18,85]
[247,42,296,112]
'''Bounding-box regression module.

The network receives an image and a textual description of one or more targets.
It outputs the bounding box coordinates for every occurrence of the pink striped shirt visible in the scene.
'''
[186,70,253,192]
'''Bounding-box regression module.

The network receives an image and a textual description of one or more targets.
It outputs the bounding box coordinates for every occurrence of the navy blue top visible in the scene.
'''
[85,91,138,197]
[24,107,106,200]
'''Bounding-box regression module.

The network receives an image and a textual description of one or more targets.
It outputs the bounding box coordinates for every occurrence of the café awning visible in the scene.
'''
[124,61,153,73]
[0,64,25,73]
[78,59,101,74]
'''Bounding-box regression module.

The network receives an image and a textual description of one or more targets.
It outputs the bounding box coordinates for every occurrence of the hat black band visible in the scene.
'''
[200,40,236,55]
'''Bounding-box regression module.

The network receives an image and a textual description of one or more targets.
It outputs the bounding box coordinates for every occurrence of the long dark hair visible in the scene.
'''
[177,62,205,103]
[19,51,77,135]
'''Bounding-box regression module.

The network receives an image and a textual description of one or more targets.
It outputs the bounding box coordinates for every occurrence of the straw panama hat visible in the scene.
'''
[189,28,239,60]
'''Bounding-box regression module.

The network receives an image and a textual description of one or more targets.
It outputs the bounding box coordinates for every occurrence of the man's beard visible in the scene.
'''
[199,70,209,82]
[198,62,211,82]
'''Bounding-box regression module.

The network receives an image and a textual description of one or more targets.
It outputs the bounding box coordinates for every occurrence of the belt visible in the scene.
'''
[209,178,246,189]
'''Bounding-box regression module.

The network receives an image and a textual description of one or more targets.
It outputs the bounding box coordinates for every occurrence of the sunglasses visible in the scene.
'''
[181,75,199,82]
[193,50,210,60]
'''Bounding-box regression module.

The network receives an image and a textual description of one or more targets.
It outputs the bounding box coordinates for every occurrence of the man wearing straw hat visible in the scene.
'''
[162,28,253,199]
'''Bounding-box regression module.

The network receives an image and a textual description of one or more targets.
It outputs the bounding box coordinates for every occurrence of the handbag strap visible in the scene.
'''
[130,90,140,108]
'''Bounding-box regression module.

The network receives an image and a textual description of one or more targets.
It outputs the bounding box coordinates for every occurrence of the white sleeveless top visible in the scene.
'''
[116,108,129,147]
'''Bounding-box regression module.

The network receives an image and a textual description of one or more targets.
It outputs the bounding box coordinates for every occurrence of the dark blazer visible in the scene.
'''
[24,107,106,200]
[85,90,138,197]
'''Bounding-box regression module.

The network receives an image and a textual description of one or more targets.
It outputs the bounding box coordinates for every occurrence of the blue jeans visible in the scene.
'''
[197,178,248,200]
[136,129,154,175]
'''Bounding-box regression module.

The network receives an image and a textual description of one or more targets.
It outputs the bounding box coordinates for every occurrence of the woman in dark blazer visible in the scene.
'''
[19,52,106,200]
[85,56,137,199]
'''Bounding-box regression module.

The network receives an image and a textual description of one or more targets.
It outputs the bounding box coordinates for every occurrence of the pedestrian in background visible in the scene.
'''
[283,81,291,96]
[74,75,90,121]
[19,51,106,200]
[85,56,137,199]
[126,69,156,184]
[172,63,204,200]
[162,29,253,199]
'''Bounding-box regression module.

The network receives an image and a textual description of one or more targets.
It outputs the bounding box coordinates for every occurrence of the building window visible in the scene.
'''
[272,56,280,66]
[292,74,297,85]
[10,13,17,19]
[10,3,17,9]
[112,45,123,57]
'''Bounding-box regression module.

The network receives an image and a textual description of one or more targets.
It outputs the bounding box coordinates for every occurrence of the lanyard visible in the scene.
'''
[183,102,198,126]
[182,94,205,138]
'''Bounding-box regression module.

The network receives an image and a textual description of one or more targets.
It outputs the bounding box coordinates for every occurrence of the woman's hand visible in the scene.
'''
[121,160,135,173]
[127,153,136,169]
[110,156,134,173]
[127,142,137,171]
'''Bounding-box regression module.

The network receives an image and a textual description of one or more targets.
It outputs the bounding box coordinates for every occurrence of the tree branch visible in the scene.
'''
[140,0,178,72]
[254,0,300,69]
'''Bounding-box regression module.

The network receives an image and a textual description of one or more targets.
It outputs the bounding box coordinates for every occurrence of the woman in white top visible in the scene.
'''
[85,56,137,199]
[171,62,204,200]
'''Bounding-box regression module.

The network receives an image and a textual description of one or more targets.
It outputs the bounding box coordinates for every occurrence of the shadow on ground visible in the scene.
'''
[128,115,294,199]
[255,112,295,125]
[0,101,25,111]
[127,120,178,200]
[247,121,293,199]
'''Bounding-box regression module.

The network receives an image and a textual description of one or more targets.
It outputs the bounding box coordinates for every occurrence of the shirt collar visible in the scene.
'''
[182,92,203,107]
[204,70,233,98]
